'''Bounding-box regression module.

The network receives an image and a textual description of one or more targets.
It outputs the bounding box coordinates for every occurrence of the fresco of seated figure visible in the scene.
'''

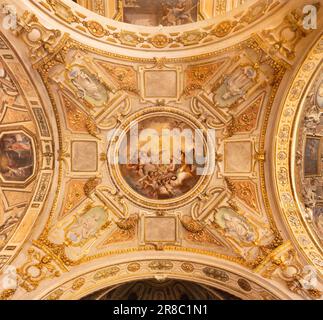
[122,0,199,27]
[0,132,34,182]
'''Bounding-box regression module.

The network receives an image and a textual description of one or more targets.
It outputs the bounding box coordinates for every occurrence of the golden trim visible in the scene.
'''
[30,0,286,51]
[33,34,287,268]
[274,35,323,273]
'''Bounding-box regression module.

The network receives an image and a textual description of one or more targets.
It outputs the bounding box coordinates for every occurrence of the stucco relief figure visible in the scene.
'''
[0,60,18,113]
[316,79,323,108]
[313,206,323,239]
[301,176,323,223]
[222,66,257,100]
[302,179,318,208]
[67,66,109,107]
[215,207,256,244]
[0,133,34,182]
[304,104,321,134]
[213,65,258,108]
[0,207,24,249]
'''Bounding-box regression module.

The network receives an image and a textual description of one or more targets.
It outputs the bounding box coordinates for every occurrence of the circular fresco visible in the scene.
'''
[119,116,204,200]
[107,108,214,208]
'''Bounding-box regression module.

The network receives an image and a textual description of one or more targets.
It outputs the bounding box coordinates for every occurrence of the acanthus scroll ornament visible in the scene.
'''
[3,9,64,64]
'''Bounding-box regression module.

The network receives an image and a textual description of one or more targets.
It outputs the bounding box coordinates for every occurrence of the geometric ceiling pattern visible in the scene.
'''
[0,0,322,300]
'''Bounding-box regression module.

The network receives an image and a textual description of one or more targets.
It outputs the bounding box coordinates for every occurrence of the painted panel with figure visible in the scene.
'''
[214,207,256,244]
[122,0,199,26]
[304,137,321,177]
[118,116,205,200]
[65,65,109,108]
[0,131,34,182]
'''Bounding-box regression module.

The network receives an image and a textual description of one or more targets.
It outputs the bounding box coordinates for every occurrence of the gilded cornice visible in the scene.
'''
[30,0,288,51]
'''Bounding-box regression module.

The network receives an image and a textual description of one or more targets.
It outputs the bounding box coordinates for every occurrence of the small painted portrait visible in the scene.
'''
[304,137,321,176]
[215,207,256,244]
[122,0,199,27]
[67,65,109,107]
[0,132,34,182]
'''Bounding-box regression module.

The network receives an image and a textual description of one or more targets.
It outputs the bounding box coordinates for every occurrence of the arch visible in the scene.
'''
[33,252,295,300]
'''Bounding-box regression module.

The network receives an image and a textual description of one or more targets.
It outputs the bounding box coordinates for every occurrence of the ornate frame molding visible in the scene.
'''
[274,34,323,273]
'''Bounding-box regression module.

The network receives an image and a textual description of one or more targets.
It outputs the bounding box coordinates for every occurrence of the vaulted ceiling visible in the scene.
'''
[0,0,322,300]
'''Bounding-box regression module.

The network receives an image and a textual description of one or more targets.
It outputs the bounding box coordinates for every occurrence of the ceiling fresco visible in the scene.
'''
[74,0,254,24]
[0,0,322,300]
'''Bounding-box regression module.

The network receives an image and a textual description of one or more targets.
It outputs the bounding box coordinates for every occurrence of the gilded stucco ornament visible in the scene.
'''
[255,242,322,299]
[1,31,289,296]
[16,248,61,293]
[261,4,320,60]
[9,10,63,63]
[0,27,55,274]
[0,0,322,300]
[274,36,323,274]
[29,0,288,51]
[36,259,286,300]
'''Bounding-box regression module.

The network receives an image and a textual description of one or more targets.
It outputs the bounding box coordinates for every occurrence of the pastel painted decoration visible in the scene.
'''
[67,65,109,107]
[212,65,258,108]
[47,206,110,247]
[0,132,34,182]
[65,206,110,247]
[214,207,256,244]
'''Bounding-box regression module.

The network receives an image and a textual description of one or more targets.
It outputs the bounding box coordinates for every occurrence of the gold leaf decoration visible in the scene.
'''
[180,216,224,246]
[101,215,138,246]
[225,178,259,212]
[83,177,100,198]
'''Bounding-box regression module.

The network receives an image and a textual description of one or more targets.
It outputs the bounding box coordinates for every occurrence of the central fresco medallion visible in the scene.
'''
[119,116,202,200]
[108,109,213,208]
